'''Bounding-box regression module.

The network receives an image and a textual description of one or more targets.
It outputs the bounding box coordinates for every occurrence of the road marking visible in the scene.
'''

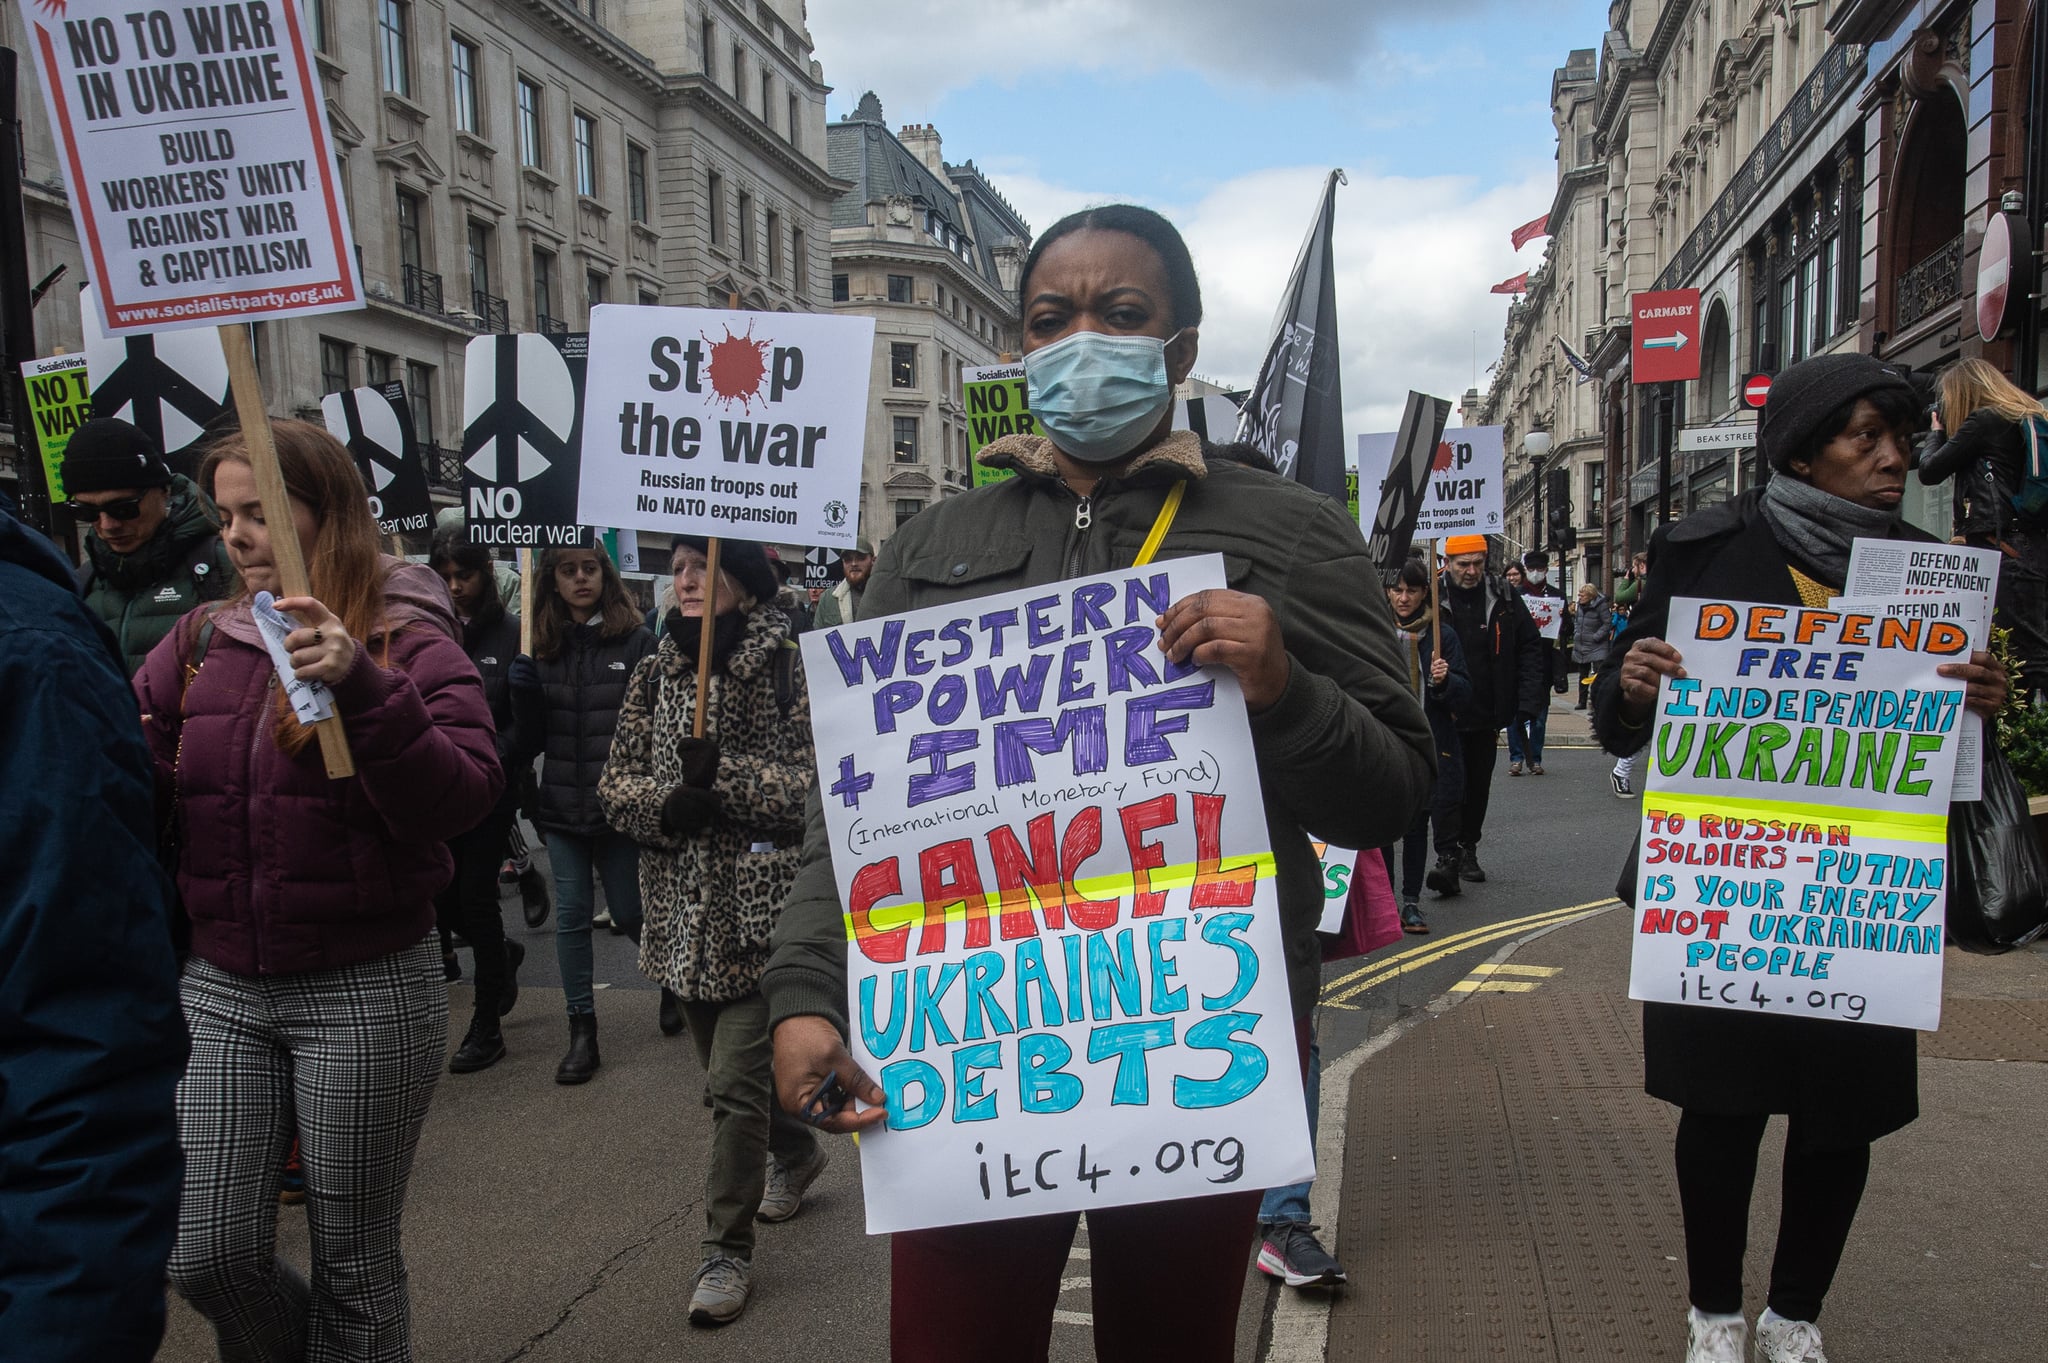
[1320,900,1615,1008]
[1448,978,1539,993]
[1475,963,1560,978]
[1054,1310,1091,1326]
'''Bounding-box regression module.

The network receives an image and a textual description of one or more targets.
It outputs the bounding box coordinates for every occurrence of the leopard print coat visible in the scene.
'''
[599,607,813,1003]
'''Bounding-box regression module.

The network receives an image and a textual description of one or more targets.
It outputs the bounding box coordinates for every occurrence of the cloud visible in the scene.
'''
[807,0,1489,108]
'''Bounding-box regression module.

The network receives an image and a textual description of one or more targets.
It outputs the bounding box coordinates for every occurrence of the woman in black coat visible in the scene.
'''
[1592,354,2009,1363]
[1916,355,2048,697]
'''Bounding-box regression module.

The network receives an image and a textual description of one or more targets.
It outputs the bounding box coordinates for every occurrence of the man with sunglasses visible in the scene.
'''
[63,419,236,676]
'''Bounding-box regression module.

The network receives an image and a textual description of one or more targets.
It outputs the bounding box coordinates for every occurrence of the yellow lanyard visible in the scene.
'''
[1133,481,1187,567]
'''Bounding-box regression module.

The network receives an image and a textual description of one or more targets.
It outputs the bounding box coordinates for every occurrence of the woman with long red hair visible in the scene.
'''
[134,420,502,1362]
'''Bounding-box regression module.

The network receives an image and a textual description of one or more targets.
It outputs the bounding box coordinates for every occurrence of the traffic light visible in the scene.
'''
[1546,467,1576,551]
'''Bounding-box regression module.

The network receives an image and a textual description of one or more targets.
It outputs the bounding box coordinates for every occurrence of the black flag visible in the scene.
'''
[1235,169,1347,501]
[1365,390,1452,575]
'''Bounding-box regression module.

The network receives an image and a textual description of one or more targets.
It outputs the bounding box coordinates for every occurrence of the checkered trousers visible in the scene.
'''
[168,939,447,1363]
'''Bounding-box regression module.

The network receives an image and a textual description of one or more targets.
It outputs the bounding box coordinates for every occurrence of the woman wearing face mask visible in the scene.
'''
[135,421,502,1361]
[762,204,1436,1362]
[598,538,821,1327]
[510,544,657,1083]
[1593,354,2007,1363]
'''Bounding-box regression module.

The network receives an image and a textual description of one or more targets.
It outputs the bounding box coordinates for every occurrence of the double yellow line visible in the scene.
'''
[1319,897,1619,1009]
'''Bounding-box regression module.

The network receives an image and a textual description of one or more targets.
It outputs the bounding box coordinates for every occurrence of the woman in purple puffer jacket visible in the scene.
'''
[134,420,502,1363]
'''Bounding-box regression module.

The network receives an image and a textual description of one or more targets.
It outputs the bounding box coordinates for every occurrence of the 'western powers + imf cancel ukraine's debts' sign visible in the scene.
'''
[802,555,1314,1234]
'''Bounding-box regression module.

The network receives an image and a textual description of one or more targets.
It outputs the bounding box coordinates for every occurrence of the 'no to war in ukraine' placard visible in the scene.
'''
[1628,596,1970,1032]
[801,555,1312,1234]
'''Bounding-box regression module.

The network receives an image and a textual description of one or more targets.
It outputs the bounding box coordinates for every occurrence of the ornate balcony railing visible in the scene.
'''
[469,290,509,333]
[426,444,465,490]
[537,314,569,336]
[402,264,443,314]
[1894,234,1964,332]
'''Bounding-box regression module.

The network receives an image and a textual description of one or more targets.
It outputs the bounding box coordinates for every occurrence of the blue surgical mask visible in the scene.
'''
[1024,329,1184,465]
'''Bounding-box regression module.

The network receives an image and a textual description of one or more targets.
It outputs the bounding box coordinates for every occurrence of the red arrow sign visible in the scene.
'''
[1631,288,1702,384]
[1742,372,1773,409]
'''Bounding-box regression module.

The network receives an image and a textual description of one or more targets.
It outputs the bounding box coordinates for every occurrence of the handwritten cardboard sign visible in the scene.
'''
[802,555,1312,1233]
[28,0,362,333]
[578,305,874,547]
[1627,596,1968,1031]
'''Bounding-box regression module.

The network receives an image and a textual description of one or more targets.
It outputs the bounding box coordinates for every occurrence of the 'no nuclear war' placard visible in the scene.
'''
[803,555,1313,1234]
[578,306,876,548]
[1627,596,1968,1031]
[29,0,362,333]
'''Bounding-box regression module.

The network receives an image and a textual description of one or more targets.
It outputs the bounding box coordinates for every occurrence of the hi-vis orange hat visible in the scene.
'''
[1443,534,1489,557]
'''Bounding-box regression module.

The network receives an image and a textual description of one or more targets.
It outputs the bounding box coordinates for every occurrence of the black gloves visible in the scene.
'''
[661,785,721,835]
[509,654,540,692]
[676,736,720,789]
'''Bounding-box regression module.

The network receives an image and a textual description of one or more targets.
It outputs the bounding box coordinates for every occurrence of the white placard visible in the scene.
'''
[251,591,334,724]
[1627,596,1967,1031]
[803,555,1312,1234]
[28,0,362,333]
[578,306,875,548]
[1356,425,1505,537]
[1523,594,1566,640]
[1313,842,1358,935]
[1843,539,2002,801]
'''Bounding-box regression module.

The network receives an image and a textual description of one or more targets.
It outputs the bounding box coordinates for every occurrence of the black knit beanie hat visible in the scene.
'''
[670,535,779,607]
[1761,353,1915,472]
[61,418,173,493]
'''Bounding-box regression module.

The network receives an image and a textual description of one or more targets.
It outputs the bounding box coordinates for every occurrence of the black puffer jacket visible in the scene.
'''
[520,620,654,837]
[460,607,537,817]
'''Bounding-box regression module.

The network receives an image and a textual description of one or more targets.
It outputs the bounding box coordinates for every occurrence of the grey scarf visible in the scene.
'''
[1760,474,1901,585]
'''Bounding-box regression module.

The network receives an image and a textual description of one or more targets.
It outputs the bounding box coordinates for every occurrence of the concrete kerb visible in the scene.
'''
[1260,903,1620,1363]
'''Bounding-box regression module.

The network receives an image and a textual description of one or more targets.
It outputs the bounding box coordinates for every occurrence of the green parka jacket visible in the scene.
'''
[762,431,1436,1030]
[80,475,237,676]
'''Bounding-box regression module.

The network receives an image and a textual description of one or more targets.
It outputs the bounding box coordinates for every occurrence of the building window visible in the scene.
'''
[638,288,659,308]
[893,415,919,463]
[895,497,924,529]
[700,19,716,80]
[706,170,724,245]
[378,0,410,97]
[573,113,598,196]
[309,0,330,53]
[731,43,745,98]
[395,189,423,274]
[887,274,913,304]
[1588,464,1604,518]
[517,78,544,169]
[320,338,350,395]
[533,249,556,329]
[586,270,608,315]
[467,222,491,294]
[792,228,807,291]
[407,361,434,444]
[365,351,392,388]
[737,190,753,261]
[832,273,849,302]
[891,342,917,388]
[450,37,480,134]
[761,71,774,122]
[627,143,650,223]
[765,209,781,278]
[787,92,799,145]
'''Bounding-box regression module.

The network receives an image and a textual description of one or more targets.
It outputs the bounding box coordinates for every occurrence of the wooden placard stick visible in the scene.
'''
[693,538,721,739]
[518,547,537,655]
[219,324,356,779]
[1428,537,1442,662]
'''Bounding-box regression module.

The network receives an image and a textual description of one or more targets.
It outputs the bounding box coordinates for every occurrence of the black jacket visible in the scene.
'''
[1439,572,1547,732]
[519,621,655,837]
[1917,408,2030,544]
[460,608,538,816]
[1590,487,1935,1143]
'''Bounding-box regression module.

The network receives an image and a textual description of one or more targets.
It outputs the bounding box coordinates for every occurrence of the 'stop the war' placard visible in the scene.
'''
[28,0,362,333]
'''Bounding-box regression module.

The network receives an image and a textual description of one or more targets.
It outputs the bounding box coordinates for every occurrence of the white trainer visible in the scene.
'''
[1685,1307,1748,1363]
[1753,1309,1828,1362]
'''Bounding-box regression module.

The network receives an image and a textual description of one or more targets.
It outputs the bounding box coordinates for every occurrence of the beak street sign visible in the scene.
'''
[1631,288,1702,385]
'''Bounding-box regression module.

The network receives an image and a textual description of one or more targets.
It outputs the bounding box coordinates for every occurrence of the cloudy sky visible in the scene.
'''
[807,0,1611,441]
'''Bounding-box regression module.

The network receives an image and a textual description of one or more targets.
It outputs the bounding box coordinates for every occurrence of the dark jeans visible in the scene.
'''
[1455,729,1500,850]
[1507,708,1547,765]
[435,804,516,1018]
[1674,1110,1871,1323]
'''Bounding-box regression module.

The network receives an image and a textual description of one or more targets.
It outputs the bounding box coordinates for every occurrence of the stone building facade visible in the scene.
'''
[826,92,1030,551]
[2,0,846,510]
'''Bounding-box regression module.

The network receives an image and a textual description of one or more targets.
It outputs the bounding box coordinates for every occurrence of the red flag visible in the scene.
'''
[1490,272,1530,295]
[1510,213,1550,250]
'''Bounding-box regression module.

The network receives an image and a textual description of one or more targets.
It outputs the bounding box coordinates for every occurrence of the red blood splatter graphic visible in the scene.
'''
[704,326,769,412]
[1430,441,1455,471]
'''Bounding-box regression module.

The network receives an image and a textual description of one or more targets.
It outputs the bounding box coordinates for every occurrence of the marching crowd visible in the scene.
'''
[0,203,2032,1363]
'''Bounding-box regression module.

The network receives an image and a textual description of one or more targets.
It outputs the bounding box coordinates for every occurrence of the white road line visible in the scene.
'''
[1053,1309,1091,1326]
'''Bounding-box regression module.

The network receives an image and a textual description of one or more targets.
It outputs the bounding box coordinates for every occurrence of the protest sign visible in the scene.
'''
[1358,425,1504,538]
[27,0,362,334]
[962,361,1031,488]
[1361,391,1453,573]
[1312,842,1358,934]
[461,331,591,548]
[1523,594,1566,640]
[20,354,93,502]
[803,554,1313,1233]
[577,305,875,547]
[80,284,232,463]
[1844,539,2000,801]
[1627,596,1969,1031]
[802,546,843,588]
[321,383,429,536]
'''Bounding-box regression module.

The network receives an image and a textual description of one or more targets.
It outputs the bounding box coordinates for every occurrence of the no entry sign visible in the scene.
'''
[1630,289,1702,385]
[1742,372,1773,409]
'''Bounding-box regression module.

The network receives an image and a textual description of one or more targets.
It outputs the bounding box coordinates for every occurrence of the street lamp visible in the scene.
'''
[1523,431,1552,555]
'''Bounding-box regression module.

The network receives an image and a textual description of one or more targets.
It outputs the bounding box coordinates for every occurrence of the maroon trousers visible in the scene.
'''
[887,1018,1313,1362]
